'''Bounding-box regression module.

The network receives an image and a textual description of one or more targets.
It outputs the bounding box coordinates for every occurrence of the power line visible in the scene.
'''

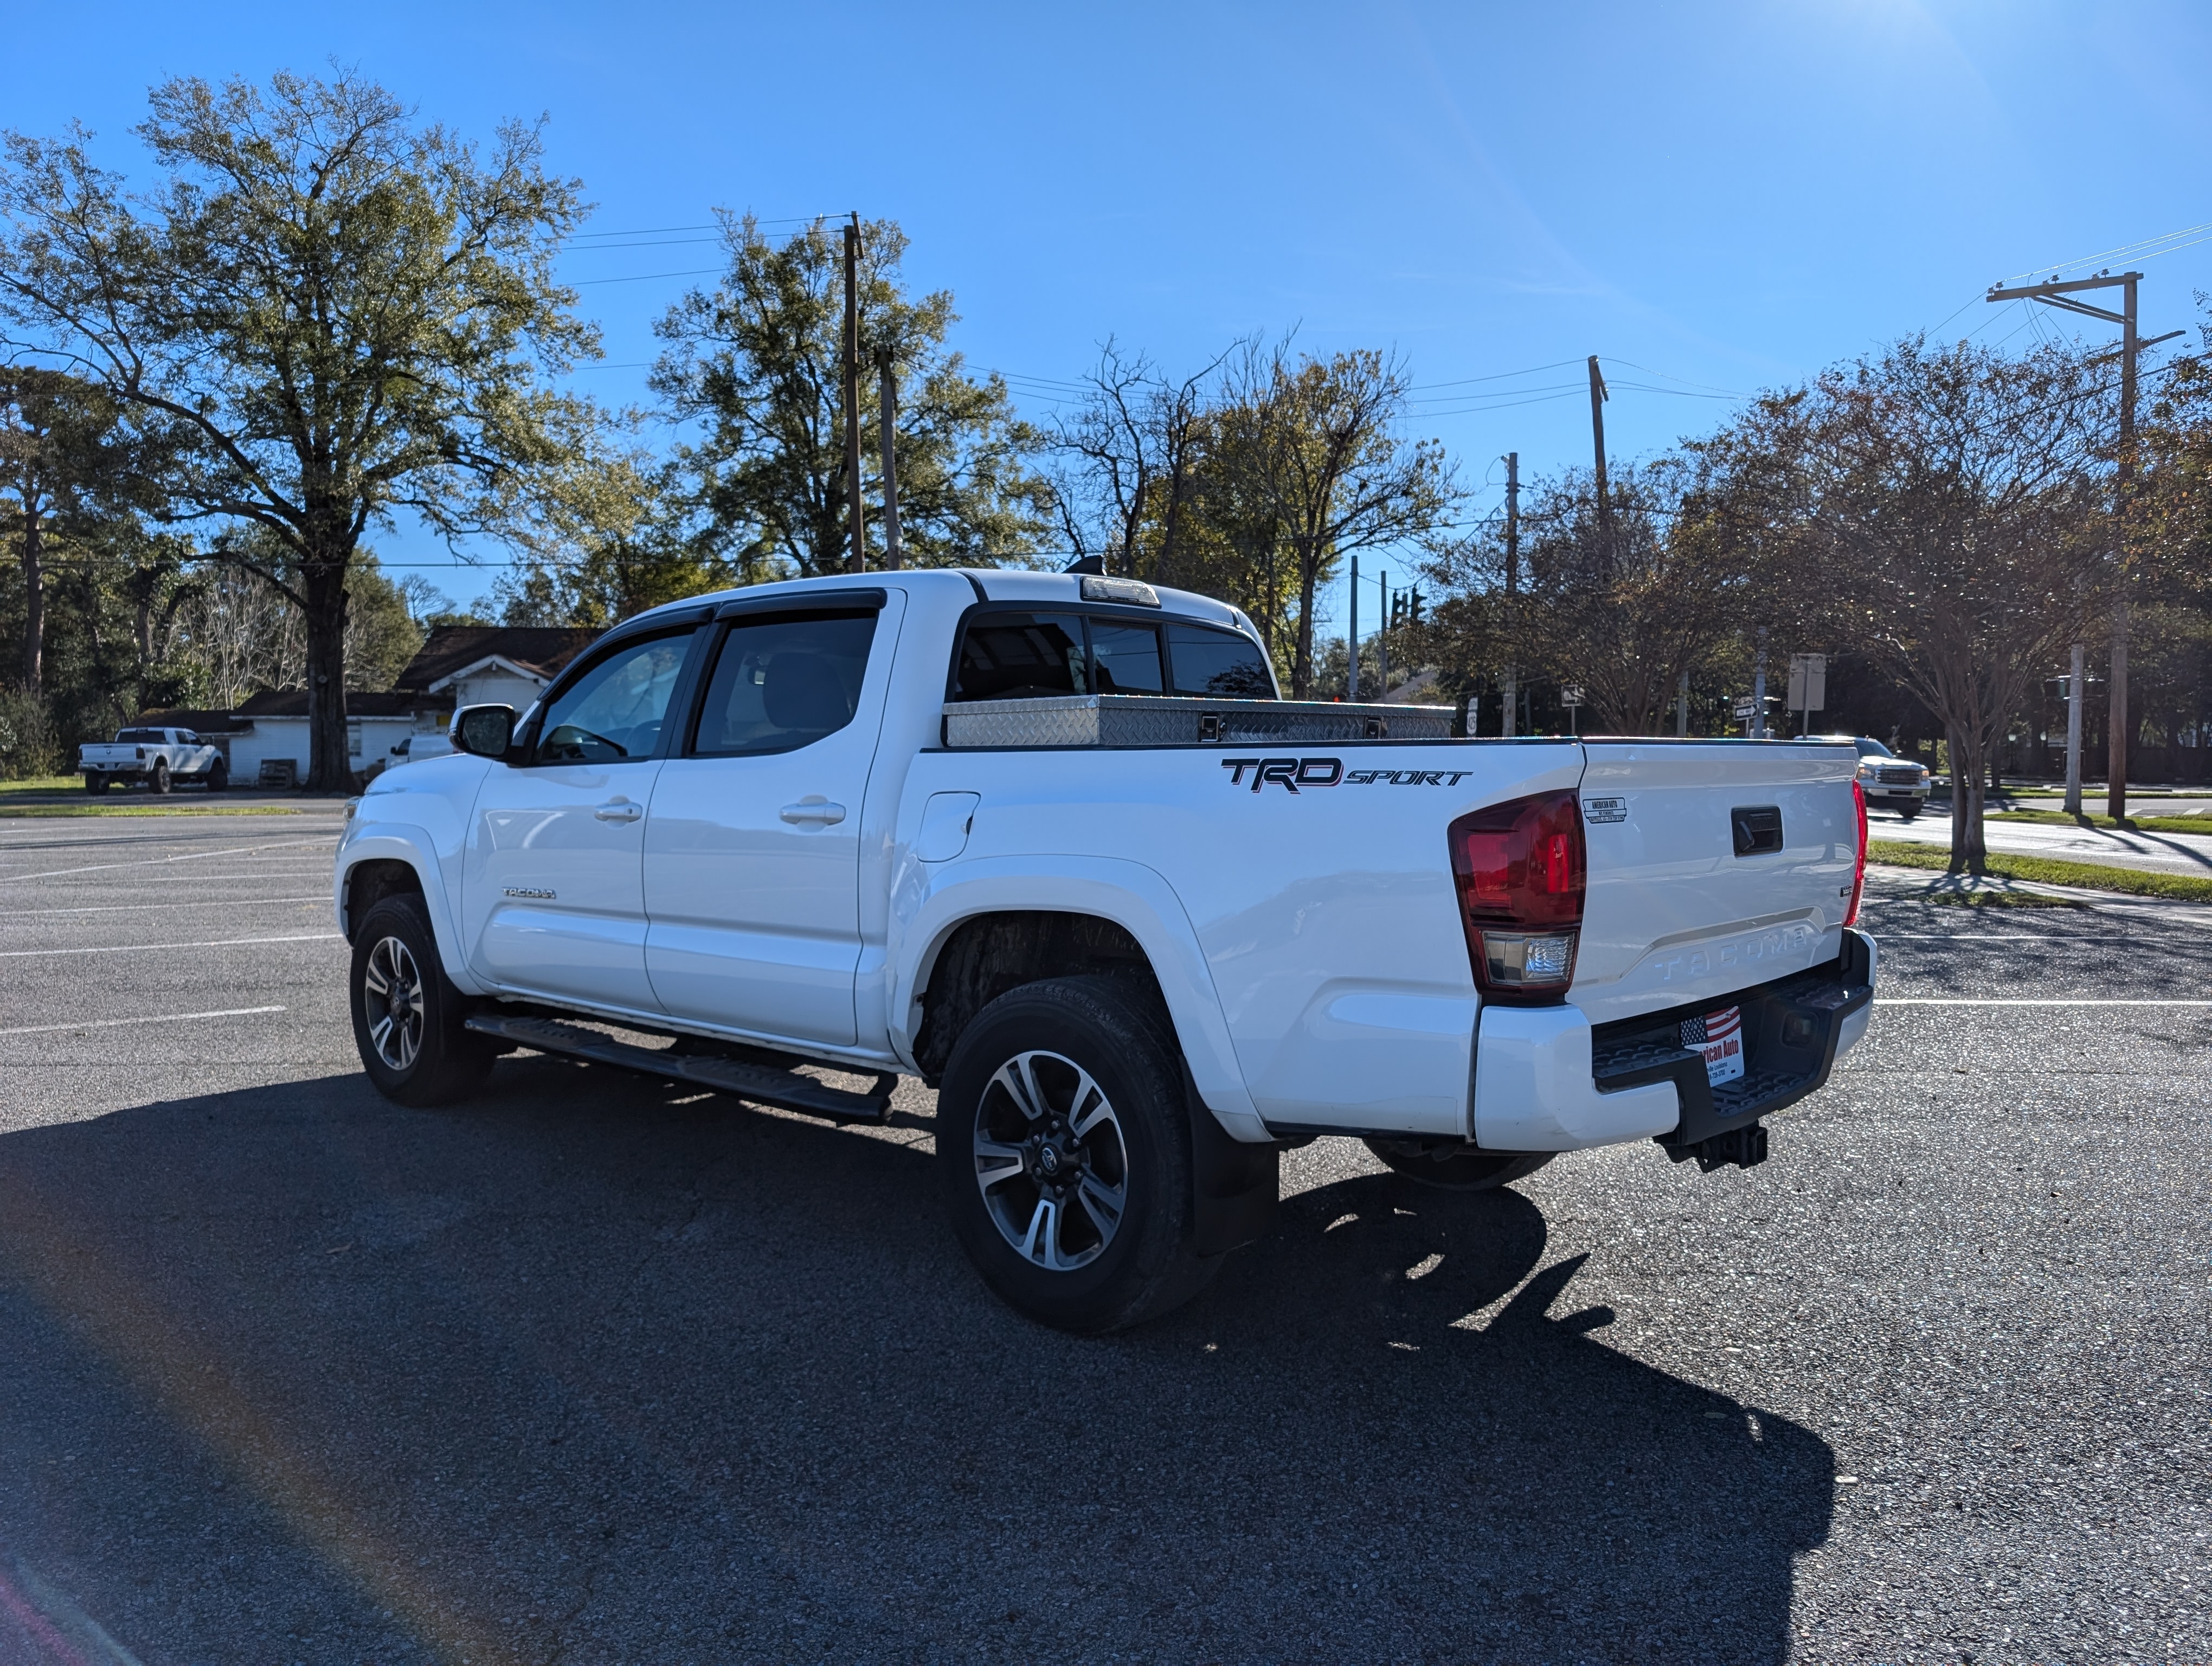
[570,267,723,287]
[564,236,723,252]
[2001,220,2212,285]
[1408,357,1586,392]
[569,214,847,241]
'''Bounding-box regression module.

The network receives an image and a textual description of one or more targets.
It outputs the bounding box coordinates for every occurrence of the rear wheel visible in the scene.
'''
[939,976,1218,1334]
[349,893,492,1106]
[84,773,107,795]
[147,759,170,795]
[1361,1136,1553,1192]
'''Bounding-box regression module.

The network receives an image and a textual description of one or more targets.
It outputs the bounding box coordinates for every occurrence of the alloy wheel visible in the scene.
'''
[361,935,426,1071]
[972,1049,1128,1272]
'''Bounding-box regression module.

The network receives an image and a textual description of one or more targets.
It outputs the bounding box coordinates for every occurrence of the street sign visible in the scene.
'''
[1561,686,1585,707]
[1787,653,1827,712]
[1732,696,1757,719]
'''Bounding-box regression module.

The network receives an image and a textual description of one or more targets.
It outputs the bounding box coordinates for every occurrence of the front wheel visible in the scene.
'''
[1897,805,1919,822]
[1362,1136,1554,1192]
[349,893,492,1106]
[939,976,1218,1334]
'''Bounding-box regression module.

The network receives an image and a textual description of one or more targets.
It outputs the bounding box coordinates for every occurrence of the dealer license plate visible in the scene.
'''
[1693,1006,1745,1087]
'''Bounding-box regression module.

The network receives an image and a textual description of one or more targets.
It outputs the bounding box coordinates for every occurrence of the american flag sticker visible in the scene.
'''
[1684,1005,1745,1087]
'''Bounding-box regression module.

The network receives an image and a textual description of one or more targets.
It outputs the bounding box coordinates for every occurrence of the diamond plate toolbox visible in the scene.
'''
[940,695,1456,749]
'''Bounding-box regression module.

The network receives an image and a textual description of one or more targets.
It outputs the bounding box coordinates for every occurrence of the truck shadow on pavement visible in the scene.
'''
[0,1059,1831,1665]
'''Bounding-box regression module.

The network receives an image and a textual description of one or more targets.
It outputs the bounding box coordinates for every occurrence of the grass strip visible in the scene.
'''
[1867,838,2212,902]
[1988,809,2212,836]
[0,804,299,818]
[0,777,87,793]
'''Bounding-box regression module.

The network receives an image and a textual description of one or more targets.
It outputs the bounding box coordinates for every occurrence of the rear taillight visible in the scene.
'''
[1844,779,1868,927]
[1448,790,1586,1003]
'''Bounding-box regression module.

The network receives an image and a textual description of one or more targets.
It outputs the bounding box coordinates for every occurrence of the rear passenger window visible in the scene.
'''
[1166,624,1275,699]
[693,612,878,755]
[1090,620,1165,695]
[954,613,1088,701]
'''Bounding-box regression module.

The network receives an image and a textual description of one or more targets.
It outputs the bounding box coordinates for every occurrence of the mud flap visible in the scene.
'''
[1187,1068,1279,1256]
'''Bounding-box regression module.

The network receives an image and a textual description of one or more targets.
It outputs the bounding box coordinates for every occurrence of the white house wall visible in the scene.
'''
[228,715,418,779]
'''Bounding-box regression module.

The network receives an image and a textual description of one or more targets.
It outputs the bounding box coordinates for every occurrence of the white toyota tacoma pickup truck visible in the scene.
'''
[335,569,1875,1331]
[80,727,229,793]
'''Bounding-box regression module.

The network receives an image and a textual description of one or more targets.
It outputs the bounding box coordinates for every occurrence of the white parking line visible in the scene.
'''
[1874,998,2212,1007]
[0,896,328,919]
[1874,933,2041,940]
[0,933,341,959]
[0,1004,285,1037]
[0,838,336,884]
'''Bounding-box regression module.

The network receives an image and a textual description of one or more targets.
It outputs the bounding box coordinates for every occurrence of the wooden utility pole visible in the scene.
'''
[1986,270,2181,818]
[1377,569,1389,699]
[843,216,866,575]
[1501,451,1519,737]
[876,348,903,569]
[1347,555,1359,701]
[1587,356,1611,585]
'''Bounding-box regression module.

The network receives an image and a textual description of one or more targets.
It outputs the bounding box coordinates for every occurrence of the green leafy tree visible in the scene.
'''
[1485,459,1751,736]
[1232,345,1460,698]
[0,68,599,786]
[652,215,1053,579]
[494,443,730,626]
[1791,337,2112,872]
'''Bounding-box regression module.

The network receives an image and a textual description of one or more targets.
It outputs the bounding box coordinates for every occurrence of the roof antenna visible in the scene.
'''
[1063,555,1104,576]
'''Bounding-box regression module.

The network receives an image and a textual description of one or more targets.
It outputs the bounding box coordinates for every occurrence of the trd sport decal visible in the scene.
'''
[1220,758,1475,793]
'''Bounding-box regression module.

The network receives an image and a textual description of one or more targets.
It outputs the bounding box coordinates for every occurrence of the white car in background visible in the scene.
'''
[1838,736,1931,820]
[78,727,228,794]
[387,733,455,767]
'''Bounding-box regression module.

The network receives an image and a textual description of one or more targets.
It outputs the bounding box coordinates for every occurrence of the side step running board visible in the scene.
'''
[465,1014,895,1123]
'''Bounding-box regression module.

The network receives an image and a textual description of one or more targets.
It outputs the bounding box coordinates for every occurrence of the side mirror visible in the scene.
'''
[451,704,517,760]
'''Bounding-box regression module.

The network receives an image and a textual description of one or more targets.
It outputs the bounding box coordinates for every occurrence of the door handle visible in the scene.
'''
[594,799,644,823]
[780,799,847,825]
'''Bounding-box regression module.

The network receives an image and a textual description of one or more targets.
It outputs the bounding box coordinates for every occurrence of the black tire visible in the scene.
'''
[148,759,170,796]
[349,893,492,1107]
[939,975,1219,1334]
[205,758,228,792]
[1898,805,1919,822]
[1361,1136,1554,1192]
[84,773,107,795]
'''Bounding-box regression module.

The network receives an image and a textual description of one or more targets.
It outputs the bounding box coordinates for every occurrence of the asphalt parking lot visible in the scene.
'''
[0,810,2207,1664]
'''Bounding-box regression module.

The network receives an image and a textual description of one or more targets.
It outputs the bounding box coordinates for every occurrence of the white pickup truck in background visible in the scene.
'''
[335,568,1875,1331]
[79,727,229,794]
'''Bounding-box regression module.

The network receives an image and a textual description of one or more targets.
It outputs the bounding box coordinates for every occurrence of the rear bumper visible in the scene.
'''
[1470,930,1876,1154]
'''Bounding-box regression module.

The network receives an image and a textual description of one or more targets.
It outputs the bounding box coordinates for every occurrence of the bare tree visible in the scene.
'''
[1050,338,1231,576]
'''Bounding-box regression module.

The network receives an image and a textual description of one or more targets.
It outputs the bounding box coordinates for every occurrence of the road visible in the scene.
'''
[1872,801,2212,878]
[0,810,2207,1663]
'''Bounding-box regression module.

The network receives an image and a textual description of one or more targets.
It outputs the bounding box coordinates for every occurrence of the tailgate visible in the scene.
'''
[1571,740,1859,1026]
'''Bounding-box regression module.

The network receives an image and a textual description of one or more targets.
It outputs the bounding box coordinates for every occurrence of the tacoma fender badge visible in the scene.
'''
[1583,796,1628,824]
[503,886,557,900]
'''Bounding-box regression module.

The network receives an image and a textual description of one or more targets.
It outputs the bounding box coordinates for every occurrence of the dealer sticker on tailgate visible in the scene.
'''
[1683,1007,1746,1087]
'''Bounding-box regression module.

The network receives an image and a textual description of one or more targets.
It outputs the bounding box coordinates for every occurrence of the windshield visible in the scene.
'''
[1853,738,1893,758]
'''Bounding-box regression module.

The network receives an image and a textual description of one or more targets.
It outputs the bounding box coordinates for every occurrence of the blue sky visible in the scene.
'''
[12,0,2212,635]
